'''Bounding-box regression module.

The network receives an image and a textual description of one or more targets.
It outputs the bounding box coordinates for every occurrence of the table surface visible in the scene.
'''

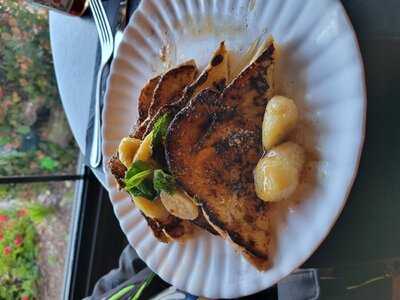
[49,0,400,270]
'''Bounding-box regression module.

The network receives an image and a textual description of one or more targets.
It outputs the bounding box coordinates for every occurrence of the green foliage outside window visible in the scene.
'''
[0,0,78,176]
[0,208,40,300]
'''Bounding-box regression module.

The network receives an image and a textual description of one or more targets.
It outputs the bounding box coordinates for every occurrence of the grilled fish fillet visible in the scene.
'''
[166,41,275,269]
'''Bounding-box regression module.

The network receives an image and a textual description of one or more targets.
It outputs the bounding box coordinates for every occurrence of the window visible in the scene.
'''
[0,1,81,299]
[0,0,78,177]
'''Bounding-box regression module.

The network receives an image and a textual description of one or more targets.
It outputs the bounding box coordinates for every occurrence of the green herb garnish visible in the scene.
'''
[153,169,176,195]
[124,160,157,200]
[124,160,152,181]
[125,169,152,189]
[124,160,176,200]
[151,113,173,167]
[129,180,157,200]
[152,113,172,149]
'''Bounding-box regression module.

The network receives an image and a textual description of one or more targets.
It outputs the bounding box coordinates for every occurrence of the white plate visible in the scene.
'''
[102,0,366,298]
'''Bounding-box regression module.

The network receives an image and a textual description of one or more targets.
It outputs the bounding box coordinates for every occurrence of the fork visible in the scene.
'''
[114,0,128,55]
[89,0,114,168]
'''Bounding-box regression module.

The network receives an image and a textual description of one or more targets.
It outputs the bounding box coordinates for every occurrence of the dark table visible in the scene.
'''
[49,1,400,298]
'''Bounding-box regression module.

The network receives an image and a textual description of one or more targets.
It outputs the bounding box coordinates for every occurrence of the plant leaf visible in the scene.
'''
[129,180,157,200]
[108,284,135,300]
[153,169,176,194]
[16,125,30,135]
[131,273,155,300]
[152,113,172,149]
[125,170,152,190]
[27,203,55,224]
[125,160,152,181]
[39,156,58,171]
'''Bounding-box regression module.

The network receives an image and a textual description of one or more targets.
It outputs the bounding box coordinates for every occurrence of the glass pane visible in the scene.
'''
[1,1,82,299]
[0,180,77,299]
[0,0,79,176]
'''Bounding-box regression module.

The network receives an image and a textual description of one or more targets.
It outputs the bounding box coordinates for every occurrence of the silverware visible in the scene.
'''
[114,0,128,55]
[89,0,114,168]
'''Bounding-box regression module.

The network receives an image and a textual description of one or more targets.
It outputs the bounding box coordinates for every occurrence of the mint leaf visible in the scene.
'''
[125,161,157,200]
[151,113,173,167]
[125,160,152,181]
[153,169,176,194]
[152,113,172,149]
[129,180,157,200]
[125,170,152,190]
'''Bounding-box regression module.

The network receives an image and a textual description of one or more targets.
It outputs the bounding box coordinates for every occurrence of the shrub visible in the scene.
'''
[0,208,39,299]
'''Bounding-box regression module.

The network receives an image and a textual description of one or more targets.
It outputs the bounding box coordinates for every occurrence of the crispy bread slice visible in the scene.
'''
[109,62,198,242]
[109,43,229,240]
[181,41,229,103]
[137,75,161,126]
[143,41,229,138]
[142,42,229,235]
[166,41,275,270]
[148,61,198,118]
[132,61,198,139]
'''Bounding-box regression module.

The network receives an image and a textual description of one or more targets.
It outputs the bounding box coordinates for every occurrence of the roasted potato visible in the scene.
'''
[133,132,152,162]
[254,142,305,202]
[133,196,170,220]
[262,95,298,150]
[160,190,199,220]
[118,137,141,168]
